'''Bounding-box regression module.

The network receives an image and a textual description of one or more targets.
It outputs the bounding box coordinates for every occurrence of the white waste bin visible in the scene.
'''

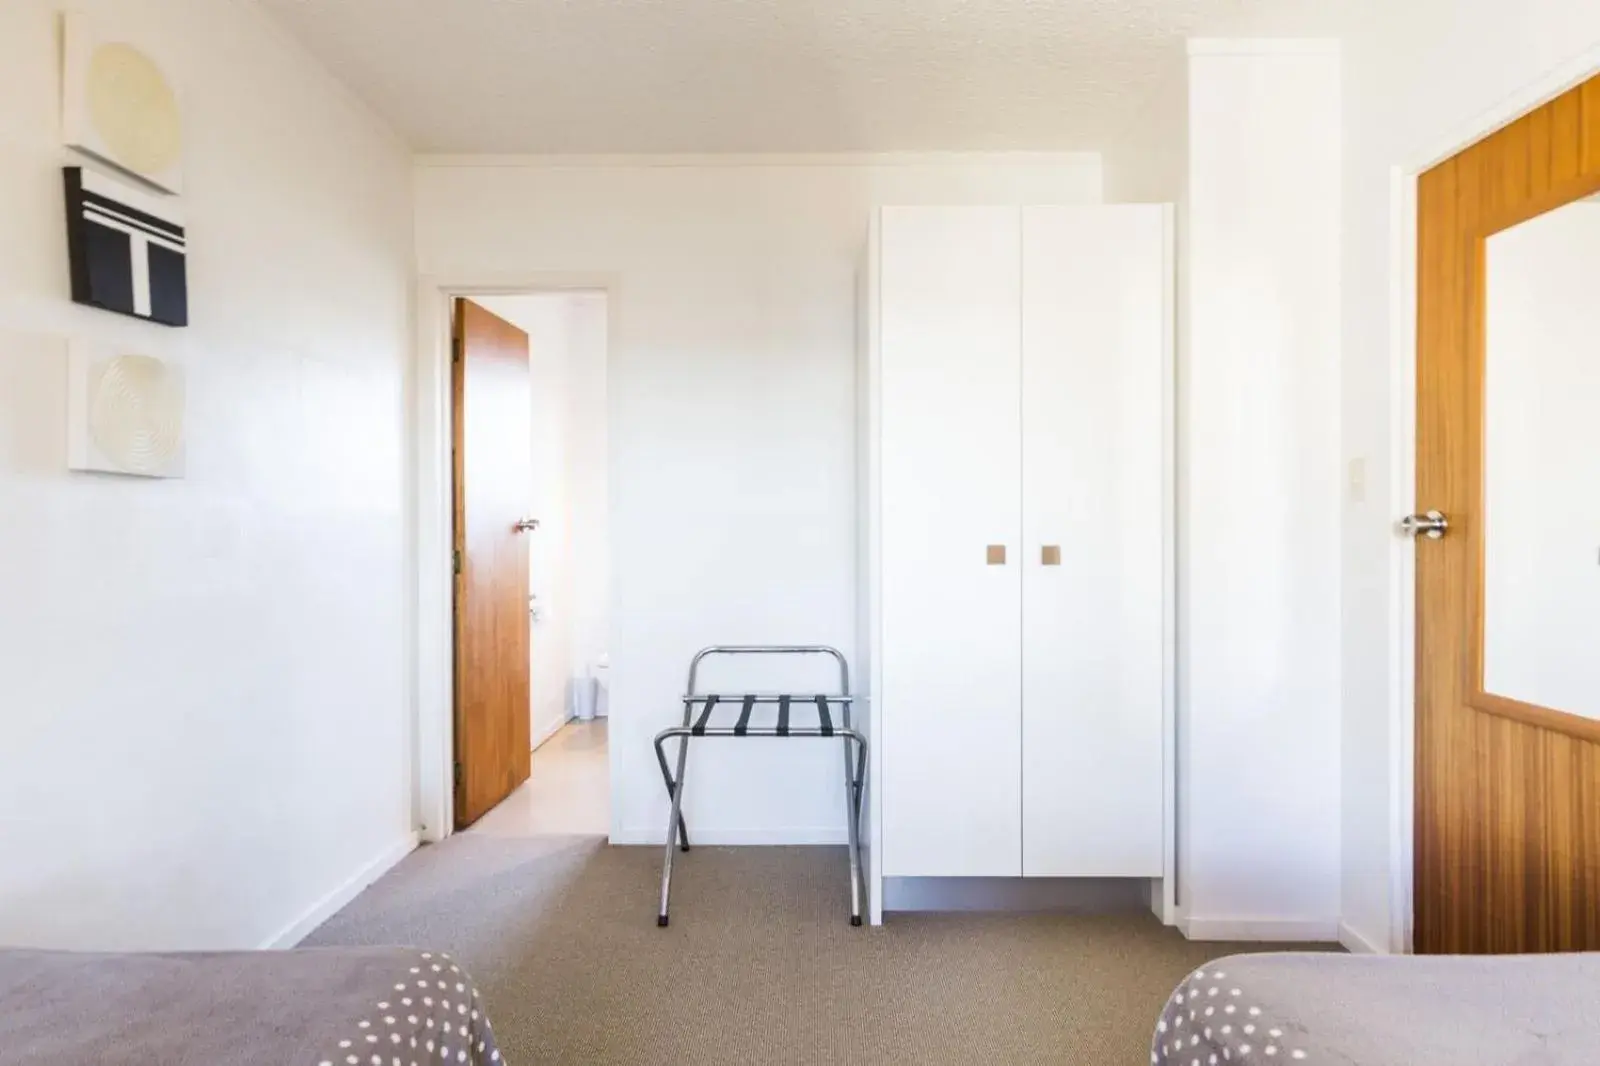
[592,655,609,718]
[573,676,599,722]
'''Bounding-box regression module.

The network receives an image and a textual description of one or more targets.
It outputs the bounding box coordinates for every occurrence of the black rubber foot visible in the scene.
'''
[680,844,691,853]
[657,915,669,927]
[850,915,862,927]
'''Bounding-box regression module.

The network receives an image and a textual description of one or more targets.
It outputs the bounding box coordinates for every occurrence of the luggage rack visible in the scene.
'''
[652,645,868,927]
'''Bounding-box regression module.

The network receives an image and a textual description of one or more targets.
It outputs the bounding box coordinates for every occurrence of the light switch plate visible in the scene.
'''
[1347,457,1367,504]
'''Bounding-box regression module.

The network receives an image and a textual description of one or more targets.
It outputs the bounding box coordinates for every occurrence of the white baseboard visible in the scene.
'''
[884,877,1153,913]
[1337,920,1389,955]
[531,713,572,752]
[1180,916,1341,943]
[612,826,847,846]
[260,833,419,949]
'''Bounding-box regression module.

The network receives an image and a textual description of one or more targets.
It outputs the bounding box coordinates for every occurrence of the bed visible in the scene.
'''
[1152,951,1600,1065]
[0,946,504,1066]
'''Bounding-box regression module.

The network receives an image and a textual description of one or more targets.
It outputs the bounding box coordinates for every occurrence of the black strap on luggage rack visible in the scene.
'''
[652,645,868,928]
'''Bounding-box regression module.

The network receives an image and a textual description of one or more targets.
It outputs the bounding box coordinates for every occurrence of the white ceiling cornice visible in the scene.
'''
[261,0,1344,155]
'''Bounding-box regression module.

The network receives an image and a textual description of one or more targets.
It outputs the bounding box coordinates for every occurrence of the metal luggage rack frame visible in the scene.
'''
[652,645,868,927]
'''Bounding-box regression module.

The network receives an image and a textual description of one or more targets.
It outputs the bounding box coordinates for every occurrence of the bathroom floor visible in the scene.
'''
[468,718,609,836]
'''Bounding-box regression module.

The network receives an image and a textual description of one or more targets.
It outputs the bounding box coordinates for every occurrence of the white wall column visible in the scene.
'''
[1180,40,1343,941]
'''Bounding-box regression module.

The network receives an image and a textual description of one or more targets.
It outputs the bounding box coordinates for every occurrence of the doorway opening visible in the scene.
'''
[449,290,611,837]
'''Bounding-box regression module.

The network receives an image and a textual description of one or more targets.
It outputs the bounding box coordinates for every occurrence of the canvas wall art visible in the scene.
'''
[67,343,187,479]
[64,166,188,327]
[61,12,185,195]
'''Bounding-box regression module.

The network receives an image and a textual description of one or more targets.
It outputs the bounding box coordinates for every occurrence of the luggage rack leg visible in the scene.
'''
[652,734,691,853]
[653,725,868,929]
[655,727,693,927]
[843,731,867,926]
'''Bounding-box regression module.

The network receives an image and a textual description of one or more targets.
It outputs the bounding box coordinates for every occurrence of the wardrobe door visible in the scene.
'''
[879,207,1022,877]
[1021,205,1168,878]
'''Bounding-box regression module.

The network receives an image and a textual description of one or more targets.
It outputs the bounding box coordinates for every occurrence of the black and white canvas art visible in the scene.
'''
[63,166,188,327]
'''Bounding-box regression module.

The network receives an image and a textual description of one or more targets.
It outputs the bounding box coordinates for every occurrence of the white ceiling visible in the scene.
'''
[261,0,1341,155]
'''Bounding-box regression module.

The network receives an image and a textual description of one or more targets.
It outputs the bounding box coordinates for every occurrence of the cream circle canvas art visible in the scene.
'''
[86,42,183,181]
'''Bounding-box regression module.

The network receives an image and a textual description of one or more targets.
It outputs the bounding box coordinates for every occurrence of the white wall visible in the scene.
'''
[1182,42,1343,939]
[0,0,414,950]
[415,155,1103,844]
[1338,2,1600,954]
[474,291,611,746]
[1482,201,1600,721]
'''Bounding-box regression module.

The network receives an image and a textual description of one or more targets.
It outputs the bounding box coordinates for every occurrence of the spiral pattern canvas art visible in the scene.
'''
[67,344,186,479]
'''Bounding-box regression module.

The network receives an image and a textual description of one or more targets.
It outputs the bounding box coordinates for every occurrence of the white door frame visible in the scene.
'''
[410,272,619,842]
[1385,44,1600,954]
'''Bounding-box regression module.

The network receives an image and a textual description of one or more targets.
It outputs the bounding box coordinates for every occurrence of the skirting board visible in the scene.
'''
[260,833,419,949]
[612,826,848,846]
[1181,916,1341,943]
[884,877,1156,914]
[531,714,571,752]
[1337,921,1390,955]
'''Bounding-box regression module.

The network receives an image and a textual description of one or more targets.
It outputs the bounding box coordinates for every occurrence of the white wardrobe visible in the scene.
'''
[860,204,1174,901]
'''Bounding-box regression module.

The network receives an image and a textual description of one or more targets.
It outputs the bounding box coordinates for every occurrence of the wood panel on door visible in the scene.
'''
[1415,73,1600,953]
[878,206,1023,877]
[453,299,534,829]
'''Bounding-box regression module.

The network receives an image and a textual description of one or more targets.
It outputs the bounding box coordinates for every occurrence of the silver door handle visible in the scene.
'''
[514,518,540,533]
[1399,510,1449,539]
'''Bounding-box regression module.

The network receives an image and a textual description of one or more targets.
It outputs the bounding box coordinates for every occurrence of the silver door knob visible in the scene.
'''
[1399,510,1449,539]
[514,518,540,533]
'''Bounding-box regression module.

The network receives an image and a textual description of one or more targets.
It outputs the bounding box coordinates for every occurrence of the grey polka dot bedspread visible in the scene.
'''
[1152,951,1600,1065]
[0,946,505,1066]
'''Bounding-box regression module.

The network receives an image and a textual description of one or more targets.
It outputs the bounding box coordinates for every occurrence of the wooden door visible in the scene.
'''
[453,299,533,829]
[1414,74,1600,953]
[1020,206,1168,878]
[877,206,1023,877]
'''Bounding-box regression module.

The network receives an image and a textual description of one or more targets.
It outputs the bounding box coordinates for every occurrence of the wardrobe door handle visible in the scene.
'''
[1040,545,1061,566]
[986,545,1007,565]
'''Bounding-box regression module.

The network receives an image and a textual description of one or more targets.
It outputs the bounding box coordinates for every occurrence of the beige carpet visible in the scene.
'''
[306,835,1328,1065]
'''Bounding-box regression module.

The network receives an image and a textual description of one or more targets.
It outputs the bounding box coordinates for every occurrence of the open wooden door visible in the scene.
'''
[453,299,534,829]
[1412,74,1600,953]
